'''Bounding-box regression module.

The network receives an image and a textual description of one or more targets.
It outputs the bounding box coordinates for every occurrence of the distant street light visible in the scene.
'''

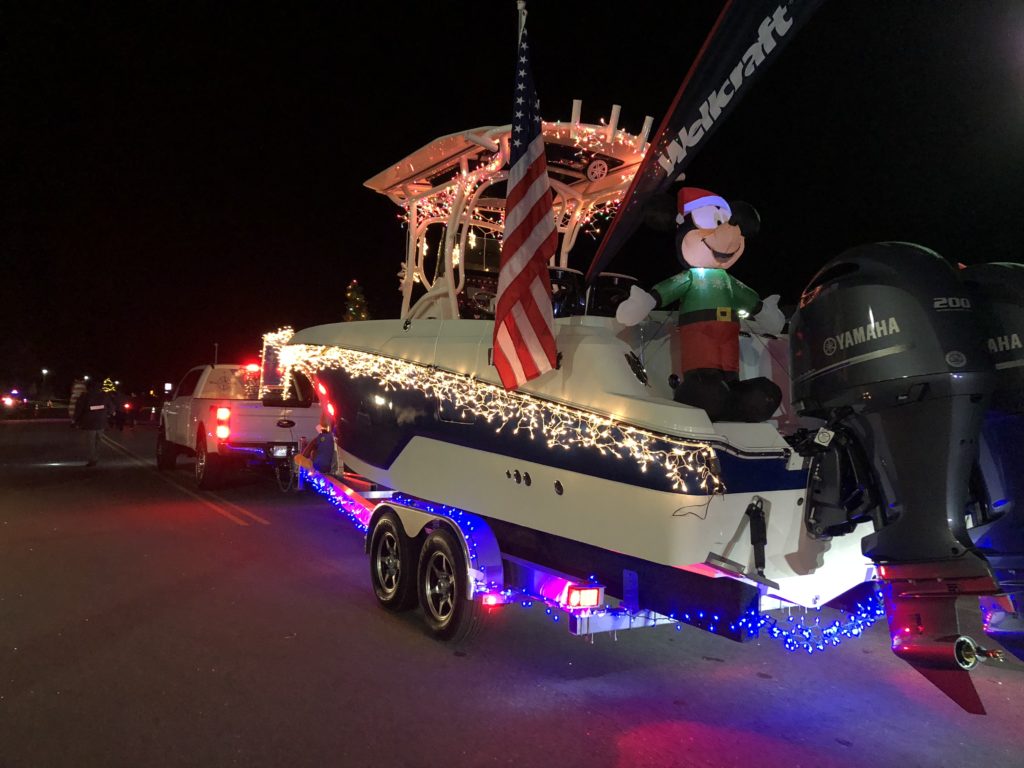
[84,375,90,381]
[41,368,48,376]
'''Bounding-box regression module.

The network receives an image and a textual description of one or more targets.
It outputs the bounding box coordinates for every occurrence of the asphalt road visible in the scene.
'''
[2,420,1023,768]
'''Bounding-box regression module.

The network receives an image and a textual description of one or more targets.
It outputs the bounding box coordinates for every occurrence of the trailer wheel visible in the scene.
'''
[195,433,223,490]
[417,528,480,642]
[156,428,176,471]
[369,512,418,611]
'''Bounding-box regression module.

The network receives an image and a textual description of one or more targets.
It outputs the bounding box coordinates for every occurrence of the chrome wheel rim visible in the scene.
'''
[424,550,456,623]
[196,442,206,480]
[374,529,401,598]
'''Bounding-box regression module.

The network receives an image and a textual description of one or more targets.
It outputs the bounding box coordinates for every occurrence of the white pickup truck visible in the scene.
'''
[157,363,323,489]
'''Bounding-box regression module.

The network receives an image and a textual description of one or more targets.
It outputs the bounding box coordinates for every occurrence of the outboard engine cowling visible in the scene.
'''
[792,242,994,564]
[962,262,1024,411]
[962,262,1024,662]
[790,242,1000,713]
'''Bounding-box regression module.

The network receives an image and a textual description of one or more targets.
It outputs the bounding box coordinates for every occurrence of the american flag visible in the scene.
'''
[493,10,558,390]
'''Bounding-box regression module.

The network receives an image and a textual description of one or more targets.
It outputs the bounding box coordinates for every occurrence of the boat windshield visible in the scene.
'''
[460,232,501,274]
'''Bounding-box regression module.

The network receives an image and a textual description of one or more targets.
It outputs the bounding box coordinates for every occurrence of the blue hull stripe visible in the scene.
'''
[320,369,807,495]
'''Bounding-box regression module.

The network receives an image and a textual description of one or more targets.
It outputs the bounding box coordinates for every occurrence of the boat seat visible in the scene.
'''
[457,270,499,319]
[455,267,588,319]
[409,277,458,320]
[549,267,585,317]
[587,272,637,317]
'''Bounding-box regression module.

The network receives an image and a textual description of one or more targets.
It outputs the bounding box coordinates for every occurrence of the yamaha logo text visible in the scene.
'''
[988,334,1022,354]
[823,317,901,356]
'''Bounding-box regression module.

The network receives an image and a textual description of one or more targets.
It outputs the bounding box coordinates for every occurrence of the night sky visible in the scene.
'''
[4,1,1023,396]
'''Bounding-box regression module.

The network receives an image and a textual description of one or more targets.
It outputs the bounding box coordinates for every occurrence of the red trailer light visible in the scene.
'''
[565,585,603,609]
[326,402,335,417]
[317,383,327,396]
[215,424,230,440]
[245,363,260,373]
[216,407,231,421]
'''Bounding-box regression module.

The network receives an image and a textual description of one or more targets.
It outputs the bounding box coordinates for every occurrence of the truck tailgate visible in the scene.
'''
[227,402,321,444]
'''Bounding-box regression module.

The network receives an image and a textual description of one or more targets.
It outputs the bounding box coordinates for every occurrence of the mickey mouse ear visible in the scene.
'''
[728,201,760,238]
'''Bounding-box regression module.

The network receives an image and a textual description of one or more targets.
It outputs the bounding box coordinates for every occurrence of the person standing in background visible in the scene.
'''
[73,378,111,467]
[68,379,86,422]
[110,387,127,431]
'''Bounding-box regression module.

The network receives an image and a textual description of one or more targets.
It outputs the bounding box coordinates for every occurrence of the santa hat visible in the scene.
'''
[676,187,731,224]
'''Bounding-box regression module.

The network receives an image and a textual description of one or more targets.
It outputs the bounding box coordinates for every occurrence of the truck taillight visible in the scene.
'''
[564,585,603,610]
[212,406,231,441]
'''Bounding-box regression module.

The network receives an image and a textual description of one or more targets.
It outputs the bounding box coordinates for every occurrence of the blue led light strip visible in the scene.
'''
[303,469,887,652]
[301,468,371,532]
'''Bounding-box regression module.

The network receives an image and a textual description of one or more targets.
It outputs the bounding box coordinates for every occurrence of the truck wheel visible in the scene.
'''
[156,428,177,471]
[417,528,480,642]
[369,512,418,611]
[195,434,223,490]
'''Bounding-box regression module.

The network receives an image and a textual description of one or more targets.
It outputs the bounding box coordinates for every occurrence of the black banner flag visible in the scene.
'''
[585,0,826,285]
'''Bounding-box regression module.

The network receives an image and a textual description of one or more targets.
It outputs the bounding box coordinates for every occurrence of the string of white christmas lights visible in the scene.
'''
[279,343,722,494]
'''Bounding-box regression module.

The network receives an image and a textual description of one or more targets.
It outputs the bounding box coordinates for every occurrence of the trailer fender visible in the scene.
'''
[368,502,504,598]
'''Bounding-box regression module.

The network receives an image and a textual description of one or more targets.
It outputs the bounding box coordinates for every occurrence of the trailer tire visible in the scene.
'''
[195,433,223,490]
[417,528,480,643]
[156,427,177,471]
[369,512,418,611]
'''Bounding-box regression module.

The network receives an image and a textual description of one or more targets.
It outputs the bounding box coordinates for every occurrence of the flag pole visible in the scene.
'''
[494,0,559,389]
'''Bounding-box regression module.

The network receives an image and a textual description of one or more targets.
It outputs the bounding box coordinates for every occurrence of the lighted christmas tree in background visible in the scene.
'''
[343,280,371,322]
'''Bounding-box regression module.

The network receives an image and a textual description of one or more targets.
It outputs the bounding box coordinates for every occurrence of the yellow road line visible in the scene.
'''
[206,491,271,525]
[100,435,250,527]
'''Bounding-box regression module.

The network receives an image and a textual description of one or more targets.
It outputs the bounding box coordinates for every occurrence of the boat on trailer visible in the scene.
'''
[278,104,1024,714]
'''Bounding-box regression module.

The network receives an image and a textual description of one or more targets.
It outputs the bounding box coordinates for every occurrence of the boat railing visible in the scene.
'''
[383,103,653,321]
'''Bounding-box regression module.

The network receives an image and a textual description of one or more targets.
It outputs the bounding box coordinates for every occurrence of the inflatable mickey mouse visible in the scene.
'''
[616,187,786,422]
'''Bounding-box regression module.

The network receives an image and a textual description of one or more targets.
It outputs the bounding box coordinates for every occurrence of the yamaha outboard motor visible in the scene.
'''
[790,242,999,713]
[961,262,1024,662]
